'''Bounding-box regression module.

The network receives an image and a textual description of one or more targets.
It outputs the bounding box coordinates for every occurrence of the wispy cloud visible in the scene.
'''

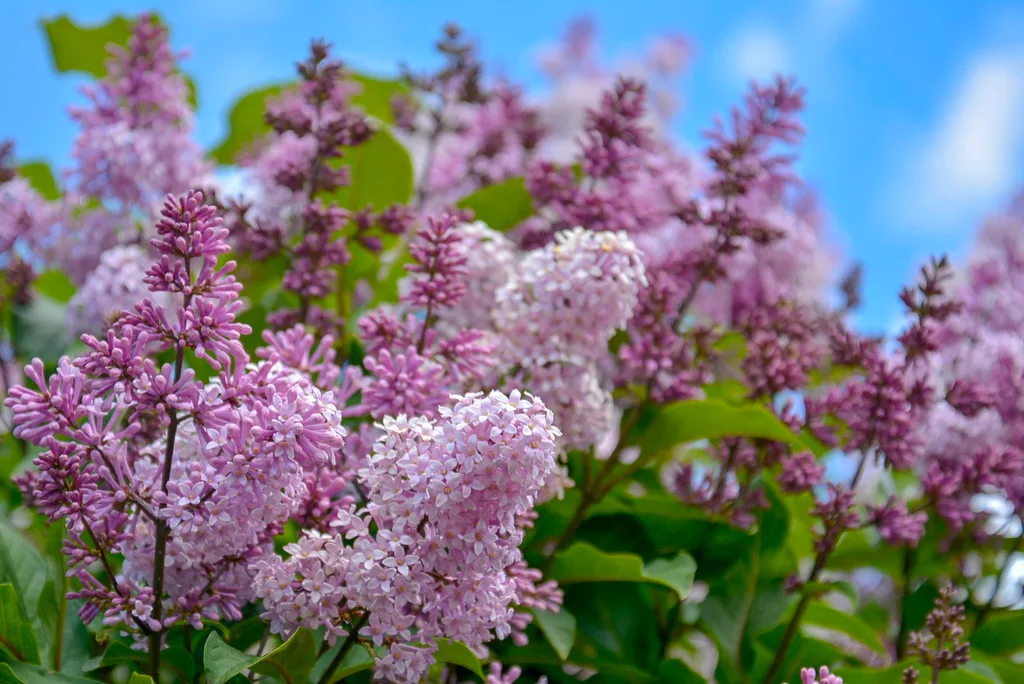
[893,48,1024,231]
[723,24,790,85]
[806,0,862,43]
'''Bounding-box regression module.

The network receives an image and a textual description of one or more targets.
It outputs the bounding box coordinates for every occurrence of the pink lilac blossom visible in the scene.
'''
[513,360,614,452]
[67,245,173,336]
[5,191,347,649]
[1,176,63,261]
[435,220,518,332]
[67,15,208,234]
[798,666,843,684]
[253,390,561,682]
[495,227,647,365]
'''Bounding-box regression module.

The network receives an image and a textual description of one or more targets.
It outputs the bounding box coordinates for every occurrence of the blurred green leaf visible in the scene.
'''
[40,14,197,109]
[41,14,132,77]
[32,271,75,304]
[0,522,48,651]
[550,542,696,600]
[434,639,485,679]
[0,664,19,684]
[455,177,534,232]
[332,128,415,211]
[973,610,1024,656]
[532,607,576,661]
[700,547,758,668]
[127,675,154,684]
[840,663,995,684]
[350,73,408,124]
[656,659,706,683]
[627,399,804,456]
[16,163,61,201]
[801,579,858,605]
[802,602,886,655]
[3,662,98,683]
[208,84,287,164]
[312,642,377,683]
[0,584,41,664]
[12,295,70,363]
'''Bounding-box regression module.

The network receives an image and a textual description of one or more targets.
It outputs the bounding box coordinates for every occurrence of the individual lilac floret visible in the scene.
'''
[495,227,647,364]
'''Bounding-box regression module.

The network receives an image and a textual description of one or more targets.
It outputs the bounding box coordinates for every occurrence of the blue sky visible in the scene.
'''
[3,0,1023,334]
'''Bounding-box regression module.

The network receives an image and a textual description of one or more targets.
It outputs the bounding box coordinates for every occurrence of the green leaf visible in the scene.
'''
[41,15,133,77]
[82,641,142,671]
[550,543,696,600]
[495,639,658,683]
[313,642,377,683]
[226,616,267,651]
[208,84,287,164]
[0,585,41,664]
[532,608,576,661]
[455,177,534,232]
[627,399,803,456]
[16,163,61,201]
[40,14,197,109]
[332,128,415,211]
[656,658,706,683]
[827,529,904,577]
[32,271,75,304]
[203,628,316,684]
[12,295,70,363]
[802,602,886,655]
[840,663,995,684]
[434,639,485,679]
[0,664,20,684]
[0,521,48,643]
[801,580,858,605]
[3,662,99,684]
[973,610,1024,656]
[350,73,408,124]
[975,652,1024,683]
[127,675,154,684]
[700,547,758,664]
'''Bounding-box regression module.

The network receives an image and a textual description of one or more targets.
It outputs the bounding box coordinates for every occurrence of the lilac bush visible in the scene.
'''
[0,11,1022,684]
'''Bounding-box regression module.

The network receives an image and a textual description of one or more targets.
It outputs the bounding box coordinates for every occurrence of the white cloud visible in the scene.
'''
[724,25,790,85]
[897,50,1024,231]
[807,0,862,42]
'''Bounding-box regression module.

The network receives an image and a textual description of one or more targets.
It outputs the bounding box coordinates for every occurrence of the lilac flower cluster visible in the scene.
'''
[6,191,349,669]
[253,390,560,682]
[69,15,207,215]
[222,41,415,335]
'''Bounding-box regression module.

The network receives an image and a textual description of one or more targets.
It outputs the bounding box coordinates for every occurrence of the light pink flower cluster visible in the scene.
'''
[253,389,560,682]
[67,245,173,336]
[495,227,647,365]
[492,228,645,452]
